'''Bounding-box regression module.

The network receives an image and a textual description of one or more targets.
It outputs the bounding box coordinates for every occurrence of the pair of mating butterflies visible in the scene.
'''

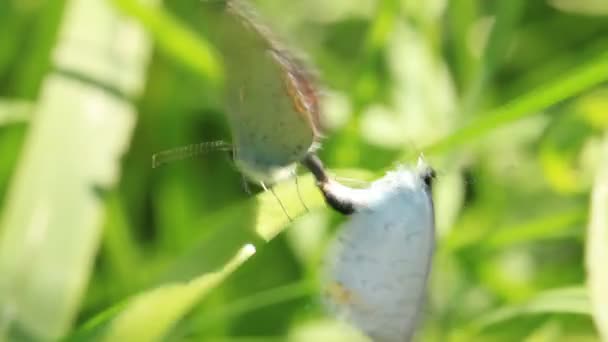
[153,1,436,341]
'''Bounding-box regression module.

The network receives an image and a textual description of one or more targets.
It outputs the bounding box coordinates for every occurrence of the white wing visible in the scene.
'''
[322,167,435,342]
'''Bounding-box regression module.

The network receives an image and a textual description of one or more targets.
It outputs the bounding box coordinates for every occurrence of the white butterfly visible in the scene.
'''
[307,155,436,342]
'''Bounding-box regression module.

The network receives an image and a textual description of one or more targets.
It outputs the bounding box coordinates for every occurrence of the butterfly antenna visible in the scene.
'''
[151,140,233,168]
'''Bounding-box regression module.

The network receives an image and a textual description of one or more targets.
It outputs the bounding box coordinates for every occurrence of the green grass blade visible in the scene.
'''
[0,99,32,126]
[460,0,524,114]
[484,207,586,249]
[0,0,153,339]
[12,0,66,98]
[110,0,223,84]
[254,174,325,241]
[80,172,329,341]
[101,191,144,293]
[471,286,591,331]
[102,244,256,342]
[194,280,313,331]
[446,206,587,251]
[422,50,608,155]
[586,133,608,340]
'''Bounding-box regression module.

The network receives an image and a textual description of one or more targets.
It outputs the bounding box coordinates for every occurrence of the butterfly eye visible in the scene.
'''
[422,168,436,189]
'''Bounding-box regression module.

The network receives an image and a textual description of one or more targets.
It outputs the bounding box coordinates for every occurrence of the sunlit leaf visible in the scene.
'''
[288,318,370,342]
[254,174,325,241]
[577,88,608,130]
[102,244,256,342]
[549,0,608,16]
[422,50,608,156]
[539,112,595,194]
[68,171,332,340]
[0,0,153,339]
[586,134,608,340]
[0,99,32,126]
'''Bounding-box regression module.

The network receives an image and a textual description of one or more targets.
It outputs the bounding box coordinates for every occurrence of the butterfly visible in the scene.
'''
[153,0,322,189]
[309,156,436,342]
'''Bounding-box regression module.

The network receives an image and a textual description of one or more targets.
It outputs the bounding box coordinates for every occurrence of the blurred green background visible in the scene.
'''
[1,0,608,341]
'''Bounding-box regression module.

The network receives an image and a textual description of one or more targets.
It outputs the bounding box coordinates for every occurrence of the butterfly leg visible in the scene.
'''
[293,170,309,212]
[260,181,293,222]
[241,175,252,195]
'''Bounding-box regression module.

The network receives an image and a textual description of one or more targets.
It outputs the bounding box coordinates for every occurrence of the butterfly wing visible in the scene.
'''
[219,1,320,183]
[322,168,435,342]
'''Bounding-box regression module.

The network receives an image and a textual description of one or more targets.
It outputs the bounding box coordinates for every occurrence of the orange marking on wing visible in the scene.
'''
[285,73,309,116]
[326,281,357,305]
[271,50,322,137]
